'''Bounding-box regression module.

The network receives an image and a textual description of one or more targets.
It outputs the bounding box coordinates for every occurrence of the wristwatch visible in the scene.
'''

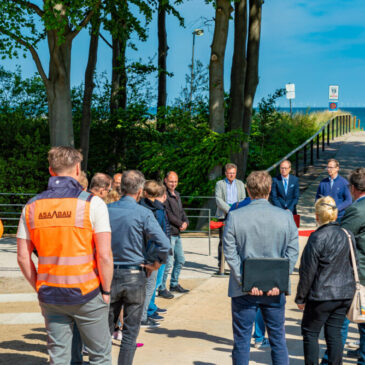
[100,287,111,295]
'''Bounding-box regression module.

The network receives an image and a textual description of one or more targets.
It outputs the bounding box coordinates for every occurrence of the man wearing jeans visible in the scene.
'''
[108,170,171,365]
[223,170,299,365]
[159,171,190,299]
[17,146,113,365]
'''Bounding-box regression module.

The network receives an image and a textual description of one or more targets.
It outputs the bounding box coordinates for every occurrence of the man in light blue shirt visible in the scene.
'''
[215,163,246,270]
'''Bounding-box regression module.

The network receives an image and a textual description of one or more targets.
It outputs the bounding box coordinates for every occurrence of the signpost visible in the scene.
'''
[329,85,339,100]
[329,85,339,111]
[329,101,338,111]
[286,83,295,116]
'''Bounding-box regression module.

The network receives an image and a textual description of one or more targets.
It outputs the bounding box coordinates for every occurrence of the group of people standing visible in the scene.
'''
[15,144,365,365]
[16,146,190,365]
[218,158,363,365]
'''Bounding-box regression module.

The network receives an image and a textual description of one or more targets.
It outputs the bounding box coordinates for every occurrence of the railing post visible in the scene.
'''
[336,117,338,137]
[340,116,342,135]
[322,129,325,151]
[208,208,211,256]
[310,139,314,165]
[343,116,345,135]
[303,145,307,173]
[332,119,334,140]
[349,115,351,132]
[354,116,356,129]
[347,115,349,132]
[316,134,320,159]
[327,123,330,145]
[295,151,299,177]
[346,115,348,133]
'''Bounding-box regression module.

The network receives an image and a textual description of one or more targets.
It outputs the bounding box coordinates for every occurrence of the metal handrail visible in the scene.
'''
[0,194,214,256]
[184,208,211,255]
[266,113,355,175]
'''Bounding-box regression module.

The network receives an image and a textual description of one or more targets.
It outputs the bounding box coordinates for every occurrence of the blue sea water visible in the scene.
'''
[279,107,365,130]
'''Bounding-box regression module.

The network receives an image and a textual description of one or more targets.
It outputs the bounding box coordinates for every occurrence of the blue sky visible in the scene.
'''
[3,0,365,107]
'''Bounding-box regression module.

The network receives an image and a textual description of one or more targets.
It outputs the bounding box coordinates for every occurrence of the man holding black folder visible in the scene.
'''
[223,170,299,365]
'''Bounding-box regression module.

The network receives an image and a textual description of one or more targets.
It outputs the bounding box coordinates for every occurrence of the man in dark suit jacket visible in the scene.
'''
[270,160,299,214]
[328,167,365,364]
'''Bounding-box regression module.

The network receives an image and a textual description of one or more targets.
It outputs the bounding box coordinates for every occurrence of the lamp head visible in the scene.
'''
[193,29,204,36]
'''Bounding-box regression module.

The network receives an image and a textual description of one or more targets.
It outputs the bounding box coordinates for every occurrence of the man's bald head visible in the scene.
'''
[164,171,179,192]
[112,173,122,192]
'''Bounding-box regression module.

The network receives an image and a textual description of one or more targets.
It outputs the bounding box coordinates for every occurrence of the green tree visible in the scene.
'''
[0,0,100,147]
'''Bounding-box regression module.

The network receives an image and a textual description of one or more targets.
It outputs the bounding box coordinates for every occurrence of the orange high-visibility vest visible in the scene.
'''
[25,188,99,302]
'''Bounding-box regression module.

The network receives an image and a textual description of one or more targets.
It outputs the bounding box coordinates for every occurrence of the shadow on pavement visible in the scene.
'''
[213,347,231,353]
[146,328,233,346]
[24,333,48,342]
[0,340,47,354]
[0,353,48,364]
[183,260,217,274]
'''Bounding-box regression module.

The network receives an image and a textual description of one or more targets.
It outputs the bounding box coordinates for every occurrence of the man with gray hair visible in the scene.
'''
[107,170,171,365]
[215,163,246,271]
[89,173,112,201]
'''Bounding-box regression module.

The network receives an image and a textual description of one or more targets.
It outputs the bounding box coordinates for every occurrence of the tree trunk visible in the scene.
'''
[157,1,168,132]
[209,0,232,180]
[46,31,74,147]
[242,0,263,178]
[110,5,127,114]
[80,18,100,171]
[229,0,247,179]
[209,0,232,134]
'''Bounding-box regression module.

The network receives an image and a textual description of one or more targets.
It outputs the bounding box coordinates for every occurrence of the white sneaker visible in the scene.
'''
[113,329,122,341]
[348,340,360,349]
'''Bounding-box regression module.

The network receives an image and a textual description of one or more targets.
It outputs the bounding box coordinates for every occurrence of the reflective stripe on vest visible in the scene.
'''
[25,190,99,298]
[37,271,97,285]
[38,254,94,266]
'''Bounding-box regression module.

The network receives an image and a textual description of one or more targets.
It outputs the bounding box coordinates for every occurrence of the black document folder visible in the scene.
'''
[242,258,290,294]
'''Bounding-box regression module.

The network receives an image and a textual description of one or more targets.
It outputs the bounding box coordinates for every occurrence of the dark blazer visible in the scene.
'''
[341,197,365,285]
[270,174,299,214]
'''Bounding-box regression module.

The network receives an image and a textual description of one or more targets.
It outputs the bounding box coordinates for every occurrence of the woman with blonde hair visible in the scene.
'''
[295,196,356,365]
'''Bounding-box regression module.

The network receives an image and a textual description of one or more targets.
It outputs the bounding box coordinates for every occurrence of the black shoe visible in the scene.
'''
[158,289,174,299]
[140,317,160,328]
[156,307,167,313]
[170,284,190,293]
[347,349,360,358]
[148,313,164,321]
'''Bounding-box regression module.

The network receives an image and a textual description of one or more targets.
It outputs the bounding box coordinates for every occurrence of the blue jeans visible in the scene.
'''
[359,323,365,365]
[141,270,158,322]
[321,317,350,364]
[231,294,288,365]
[148,264,166,316]
[253,308,266,343]
[160,235,185,290]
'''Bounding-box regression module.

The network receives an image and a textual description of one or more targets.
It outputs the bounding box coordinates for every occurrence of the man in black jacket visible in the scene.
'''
[158,171,190,299]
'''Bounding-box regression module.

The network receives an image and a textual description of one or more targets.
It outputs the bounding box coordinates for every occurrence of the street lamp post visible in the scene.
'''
[189,29,204,112]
